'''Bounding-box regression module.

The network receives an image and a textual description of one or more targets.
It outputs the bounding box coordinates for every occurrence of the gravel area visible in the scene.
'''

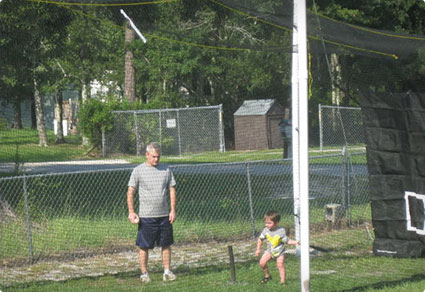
[0,240,257,287]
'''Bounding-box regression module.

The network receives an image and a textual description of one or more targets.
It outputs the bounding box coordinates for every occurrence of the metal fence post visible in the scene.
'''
[23,175,34,264]
[177,109,182,156]
[101,128,106,157]
[134,111,140,157]
[319,103,323,151]
[342,146,352,226]
[159,110,162,148]
[246,164,256,239]
[219,104,225,152]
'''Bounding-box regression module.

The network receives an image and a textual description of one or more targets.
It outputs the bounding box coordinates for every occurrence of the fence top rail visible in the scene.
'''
[319,104,361,110]
[112,104,222,114]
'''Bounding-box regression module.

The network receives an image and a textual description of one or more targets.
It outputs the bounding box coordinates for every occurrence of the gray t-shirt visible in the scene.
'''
[128,163,176,218]
[259,226,289,257]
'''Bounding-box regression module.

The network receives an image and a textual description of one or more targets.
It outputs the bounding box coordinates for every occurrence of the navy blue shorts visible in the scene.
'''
[136,216,174,249]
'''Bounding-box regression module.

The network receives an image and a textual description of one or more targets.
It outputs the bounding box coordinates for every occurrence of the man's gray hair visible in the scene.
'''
[146,142,161,153]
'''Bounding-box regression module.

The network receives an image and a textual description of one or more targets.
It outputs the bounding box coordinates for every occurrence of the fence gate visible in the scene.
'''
[318,104,365,151]
[102,104,225,156]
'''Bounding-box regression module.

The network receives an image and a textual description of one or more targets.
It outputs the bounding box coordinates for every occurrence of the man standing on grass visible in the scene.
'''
[127,142,177,283]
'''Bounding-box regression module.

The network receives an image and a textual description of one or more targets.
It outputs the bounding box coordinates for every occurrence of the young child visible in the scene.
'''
[255,210,300,285]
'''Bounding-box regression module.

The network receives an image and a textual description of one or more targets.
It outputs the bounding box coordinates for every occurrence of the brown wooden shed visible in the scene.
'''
[234,99,286,150]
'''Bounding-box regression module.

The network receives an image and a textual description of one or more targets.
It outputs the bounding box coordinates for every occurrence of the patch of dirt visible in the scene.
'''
[0,240,257,287]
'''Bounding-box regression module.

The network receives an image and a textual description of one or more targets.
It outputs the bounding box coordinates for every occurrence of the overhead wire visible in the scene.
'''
[315,10,425,41]
[24,0,268,52]
[23,0,420,58]
[208,0,403,59]
[25,0,178,6]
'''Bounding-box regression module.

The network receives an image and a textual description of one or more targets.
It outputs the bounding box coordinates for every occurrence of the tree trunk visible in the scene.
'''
[34,79,48,147]
[31,98,37,129]
[330,53,344,106]
[124,22,136,103]
[330,53,345,133]
[12,96,23,129]
[55,89,65,144]
[80,81,90,146]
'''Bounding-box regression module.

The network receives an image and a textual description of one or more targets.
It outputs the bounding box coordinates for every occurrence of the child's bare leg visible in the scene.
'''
[276,254,286,284]
[259,252,273,278]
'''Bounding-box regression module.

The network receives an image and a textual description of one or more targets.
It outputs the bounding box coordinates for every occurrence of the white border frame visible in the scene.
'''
[404,191,425,235]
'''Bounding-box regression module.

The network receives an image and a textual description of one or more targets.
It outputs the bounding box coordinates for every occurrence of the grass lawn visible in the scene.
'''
[2,128,423,291]
[0,128,366,165]
[0,129,87,163]
[3,257,425,292]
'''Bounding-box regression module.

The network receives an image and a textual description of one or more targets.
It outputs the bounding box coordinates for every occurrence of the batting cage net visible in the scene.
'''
[1,0,425,291]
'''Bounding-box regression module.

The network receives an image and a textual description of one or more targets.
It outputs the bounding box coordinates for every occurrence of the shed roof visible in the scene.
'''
[234,99,277,116]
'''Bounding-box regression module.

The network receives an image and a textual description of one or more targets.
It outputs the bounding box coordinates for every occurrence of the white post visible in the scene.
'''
[159,110,162,149]
[293,0,310,291]
[219,104,225,152]
[299,0,310,290]
[319,103,323,151]
[177,109,182,156]
[291,0,301,256]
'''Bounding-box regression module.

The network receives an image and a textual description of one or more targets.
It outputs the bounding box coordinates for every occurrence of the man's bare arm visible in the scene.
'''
[127,186,138,222]
[169,186,176,223]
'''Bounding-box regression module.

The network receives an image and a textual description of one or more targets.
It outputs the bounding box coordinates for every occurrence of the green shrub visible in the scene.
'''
[0,117,9,130]
[78,97,171,148]
[78,98,115,147]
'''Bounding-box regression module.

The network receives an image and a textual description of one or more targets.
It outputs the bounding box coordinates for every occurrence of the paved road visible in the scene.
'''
[0,160,137,174]
[0,159,368,178]
[0,159,369,206]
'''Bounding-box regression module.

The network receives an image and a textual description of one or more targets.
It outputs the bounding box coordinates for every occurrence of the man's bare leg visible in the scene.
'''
[162,246,171,270]
[162,246,176,281]
[139,248,149,274]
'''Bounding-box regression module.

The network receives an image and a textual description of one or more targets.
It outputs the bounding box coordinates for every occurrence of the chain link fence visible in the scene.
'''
[318,104,365,151]
[0,152,371,287]
[102,105,225,157]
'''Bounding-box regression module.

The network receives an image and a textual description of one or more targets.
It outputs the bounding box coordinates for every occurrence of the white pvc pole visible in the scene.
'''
[292,0,310,291]
[291,0,301,256]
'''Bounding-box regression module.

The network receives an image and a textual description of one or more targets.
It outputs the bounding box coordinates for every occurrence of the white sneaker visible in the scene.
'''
[140,272,150,283]
[163,270,176,282]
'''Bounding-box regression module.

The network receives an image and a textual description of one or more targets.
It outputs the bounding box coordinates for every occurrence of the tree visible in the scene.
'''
[60,6,124,146]
[54,89,65,144]
[124,22,136,103]
[0,1,35,129]
[33,79,48,147]
[0,0,72,146]
[127,1,292,147]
